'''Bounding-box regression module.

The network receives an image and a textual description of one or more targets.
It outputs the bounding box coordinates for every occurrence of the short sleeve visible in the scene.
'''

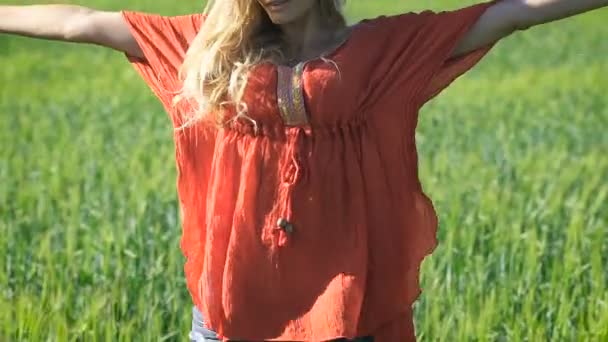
[121,11,204,114]
[365,1,498,108]
[413,1,499,105]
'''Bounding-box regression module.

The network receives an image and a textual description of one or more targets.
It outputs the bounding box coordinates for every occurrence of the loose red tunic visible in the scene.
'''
[122,2,497,341]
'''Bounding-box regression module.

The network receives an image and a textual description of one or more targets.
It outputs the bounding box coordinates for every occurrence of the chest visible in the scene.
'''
[240,58,364,128]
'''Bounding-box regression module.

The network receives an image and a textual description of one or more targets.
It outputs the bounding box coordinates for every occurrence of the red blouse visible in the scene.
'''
[122,2,496,341]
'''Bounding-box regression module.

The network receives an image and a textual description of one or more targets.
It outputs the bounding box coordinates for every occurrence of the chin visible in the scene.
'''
[267,14,299,25]
[259,0,314,25]
[270,17,294,25]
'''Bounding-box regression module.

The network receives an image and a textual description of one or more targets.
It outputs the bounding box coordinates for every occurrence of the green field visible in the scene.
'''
[1,0,607,341]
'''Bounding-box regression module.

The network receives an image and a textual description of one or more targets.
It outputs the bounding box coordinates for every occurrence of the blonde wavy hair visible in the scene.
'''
[176,0,347,127]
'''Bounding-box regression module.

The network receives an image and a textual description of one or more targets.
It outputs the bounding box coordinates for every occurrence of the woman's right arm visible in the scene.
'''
[0,5,143,58]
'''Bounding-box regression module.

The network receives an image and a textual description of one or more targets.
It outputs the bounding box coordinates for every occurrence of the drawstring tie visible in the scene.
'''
[275,127,307,247]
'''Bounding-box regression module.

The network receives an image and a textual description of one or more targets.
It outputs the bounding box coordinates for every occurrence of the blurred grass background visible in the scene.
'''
[1,0,607,340]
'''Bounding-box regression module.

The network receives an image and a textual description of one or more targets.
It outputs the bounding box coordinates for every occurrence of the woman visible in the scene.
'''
[1,0,606,341]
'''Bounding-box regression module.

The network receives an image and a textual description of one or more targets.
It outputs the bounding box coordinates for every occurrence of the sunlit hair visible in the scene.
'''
[176,0,347,127]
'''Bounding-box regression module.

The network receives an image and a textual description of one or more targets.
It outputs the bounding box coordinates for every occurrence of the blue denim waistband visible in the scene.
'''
[189,306,374,341]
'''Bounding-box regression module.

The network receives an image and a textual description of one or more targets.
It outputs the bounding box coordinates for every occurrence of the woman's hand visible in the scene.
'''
[0,5,143,58]
[453,0,608,57]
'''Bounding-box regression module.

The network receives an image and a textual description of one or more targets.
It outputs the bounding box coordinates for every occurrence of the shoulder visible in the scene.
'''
[345,11,435,61]
[121,11,206,34]
[357,11,434,34]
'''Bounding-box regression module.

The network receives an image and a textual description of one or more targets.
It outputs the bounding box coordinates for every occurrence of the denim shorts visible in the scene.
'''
[190,306,221,341]
[190,306,374,341]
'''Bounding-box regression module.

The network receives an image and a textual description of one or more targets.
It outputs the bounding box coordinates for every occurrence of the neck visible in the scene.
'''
[278,4,334,59]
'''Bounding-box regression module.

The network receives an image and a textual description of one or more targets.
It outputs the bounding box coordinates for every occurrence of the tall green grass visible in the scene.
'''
[1,1,606,340]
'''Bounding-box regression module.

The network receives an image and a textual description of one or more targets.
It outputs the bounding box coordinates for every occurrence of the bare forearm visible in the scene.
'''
[0,5,95,41]
[0,5,142,56]
[454,0,608,57]
[516,0,608,29]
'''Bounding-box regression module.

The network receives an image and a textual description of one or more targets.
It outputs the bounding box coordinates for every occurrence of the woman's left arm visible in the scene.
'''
[453,0,608,57]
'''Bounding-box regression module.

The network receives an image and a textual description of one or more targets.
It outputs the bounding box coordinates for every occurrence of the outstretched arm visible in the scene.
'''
[0,5,143,58]
[453,0,608,57]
